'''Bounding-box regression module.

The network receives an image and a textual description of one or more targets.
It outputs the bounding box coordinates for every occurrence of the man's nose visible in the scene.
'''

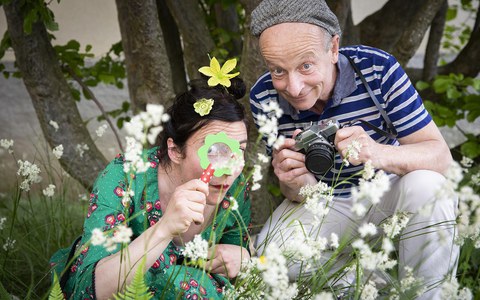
[286,73,303,97]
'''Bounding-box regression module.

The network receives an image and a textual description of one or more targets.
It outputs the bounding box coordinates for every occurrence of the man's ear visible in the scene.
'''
[330,35,340,64]
[167,138,182,164]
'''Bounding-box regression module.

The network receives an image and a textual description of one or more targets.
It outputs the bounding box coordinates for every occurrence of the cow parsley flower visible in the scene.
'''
[251,164,263,191]
[343,140,362,166]
[75,143,89,158]
[42,184,56,197]
[3,237,16,251]
[358,223,378,238]
[95,123,108,137]
[49,120,59,132]
[381,212,411,238]
[17,160,42,191]
[0,217,6,230]
[0,139,14,154]
[112,224,133,244]
[52,144,63,159]
[182,234,209,262]
[91,228,107,246]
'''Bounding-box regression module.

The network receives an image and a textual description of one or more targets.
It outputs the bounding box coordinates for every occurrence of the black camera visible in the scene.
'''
[293,119,340,175]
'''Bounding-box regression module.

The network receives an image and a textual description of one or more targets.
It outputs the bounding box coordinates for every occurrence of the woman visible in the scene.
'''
[51,77,251,299]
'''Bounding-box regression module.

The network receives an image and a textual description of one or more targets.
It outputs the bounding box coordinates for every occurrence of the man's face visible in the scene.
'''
[259,23,339,111]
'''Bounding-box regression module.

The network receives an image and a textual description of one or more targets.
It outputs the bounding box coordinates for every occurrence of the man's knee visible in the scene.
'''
[395,170,457,218]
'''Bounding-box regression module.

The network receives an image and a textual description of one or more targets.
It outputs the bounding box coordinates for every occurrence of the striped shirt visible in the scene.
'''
[249,45,432,197]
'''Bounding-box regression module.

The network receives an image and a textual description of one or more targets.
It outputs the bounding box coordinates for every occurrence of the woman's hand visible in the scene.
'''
[205,244,250,279]
[160,179,209,238]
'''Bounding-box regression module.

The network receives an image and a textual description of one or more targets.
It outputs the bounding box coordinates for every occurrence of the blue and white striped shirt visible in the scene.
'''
[249,45,432,197]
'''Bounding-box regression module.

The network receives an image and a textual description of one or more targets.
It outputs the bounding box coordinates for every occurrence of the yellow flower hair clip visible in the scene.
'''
[198,57,240,88]
[194,98,214,116]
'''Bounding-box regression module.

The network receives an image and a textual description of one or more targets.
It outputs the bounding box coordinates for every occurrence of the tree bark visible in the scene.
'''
[214,3,243,57]
[423,0,448,81]
[3,0,108,191]
[392,0,445,66]
[359,0,423,53]
[115,0,175,112]
[240,0,283,232]
[165,0,215,80]
[156,0,188,95]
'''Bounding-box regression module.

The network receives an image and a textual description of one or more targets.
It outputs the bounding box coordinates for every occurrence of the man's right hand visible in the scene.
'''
[272,132,317,202]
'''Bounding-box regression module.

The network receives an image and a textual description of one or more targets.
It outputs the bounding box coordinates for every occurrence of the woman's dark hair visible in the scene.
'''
[157,77,248,168]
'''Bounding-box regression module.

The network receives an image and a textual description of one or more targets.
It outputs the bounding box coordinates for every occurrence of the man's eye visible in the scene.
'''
[271,67,284,76]
[302,63,312,71]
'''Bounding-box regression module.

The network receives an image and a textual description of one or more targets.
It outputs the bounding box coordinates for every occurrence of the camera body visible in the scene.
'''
[294,119,340,175]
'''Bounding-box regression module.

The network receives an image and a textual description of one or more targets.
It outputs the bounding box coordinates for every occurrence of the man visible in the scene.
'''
[249,0,458,298]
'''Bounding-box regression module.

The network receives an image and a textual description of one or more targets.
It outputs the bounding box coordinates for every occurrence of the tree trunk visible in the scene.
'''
[3,0,108,191]
[156,0,188,95]
[326,0,359,46]
[359,0,423,53]
[165,0,215,80]
[214,3,243,57]
[115,0,175,112]
[423,0,448,81]
[392,0,445,66]
[438,5,480,78]
[240,0,283,232]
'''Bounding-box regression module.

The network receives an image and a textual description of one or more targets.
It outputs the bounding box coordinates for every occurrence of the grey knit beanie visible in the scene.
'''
[250,0,341,37]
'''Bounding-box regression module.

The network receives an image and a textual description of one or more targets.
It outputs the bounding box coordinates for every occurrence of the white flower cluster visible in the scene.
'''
[257,101,283,148]
[351,170,390,217]
[123,104,169,173]
[49,120,59,132]
[456,185,480,247]
[42,184,56,197]
[75,143,89,158]
[52,144,63,159]
[284,223,329,262]
[351,237,396,272]
[361,280,378,300]
[0,217,6,230]
[90,224,133,252]
[439,277,472,300]
[95,123,109,137]
[343,140,362,167]
[389,266,425,299]
[251,164,263,191]
[181,234,209,262]
[229,196,239,211]
[3,237,16,251]
[256,242,298,300]
[381,211,411,238]
[0,139,14,154]
[17,160,42,191]
[299,181,333,223]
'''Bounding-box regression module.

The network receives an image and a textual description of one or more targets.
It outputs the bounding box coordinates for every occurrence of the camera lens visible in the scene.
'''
[305,143,335,175]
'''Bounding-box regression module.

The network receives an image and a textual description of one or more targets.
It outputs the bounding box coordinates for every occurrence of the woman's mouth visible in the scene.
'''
[210,184,230,190]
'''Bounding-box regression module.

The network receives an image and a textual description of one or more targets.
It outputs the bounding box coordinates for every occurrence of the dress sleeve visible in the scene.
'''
[219,176,252,251]
[66,154,132,299]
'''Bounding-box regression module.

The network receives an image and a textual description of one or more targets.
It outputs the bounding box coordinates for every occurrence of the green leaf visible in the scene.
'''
[49,273,65,300]
[446,6,458,21]
[432,77,453,94]
[113,259,152,300]
[415,81,430,91]
[460,141,480,159]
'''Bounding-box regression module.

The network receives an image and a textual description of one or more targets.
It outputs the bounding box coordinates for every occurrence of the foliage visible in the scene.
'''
[418,74,480,159]
[441,0,478,55]
[113,259,152,300]
[48,273,65,300]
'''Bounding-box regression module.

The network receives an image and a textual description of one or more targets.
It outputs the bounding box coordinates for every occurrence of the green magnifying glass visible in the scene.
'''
[197,132,243,183]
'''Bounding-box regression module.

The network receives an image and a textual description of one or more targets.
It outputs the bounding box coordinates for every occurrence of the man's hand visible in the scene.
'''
[334,125,379,166]
[272,130,317,202]
[205,244,250,279]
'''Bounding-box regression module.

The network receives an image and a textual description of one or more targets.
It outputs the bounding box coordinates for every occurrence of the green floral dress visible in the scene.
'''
[50,147,251,299]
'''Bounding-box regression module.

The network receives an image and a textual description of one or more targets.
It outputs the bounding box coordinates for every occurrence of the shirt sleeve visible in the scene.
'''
[380,55,432,138]
[66,154,132,299]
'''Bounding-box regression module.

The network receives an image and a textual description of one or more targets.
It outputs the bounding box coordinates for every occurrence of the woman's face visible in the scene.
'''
[177,120,247,205]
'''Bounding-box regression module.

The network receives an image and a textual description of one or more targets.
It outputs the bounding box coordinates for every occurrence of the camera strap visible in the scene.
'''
[346,56,398,140]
